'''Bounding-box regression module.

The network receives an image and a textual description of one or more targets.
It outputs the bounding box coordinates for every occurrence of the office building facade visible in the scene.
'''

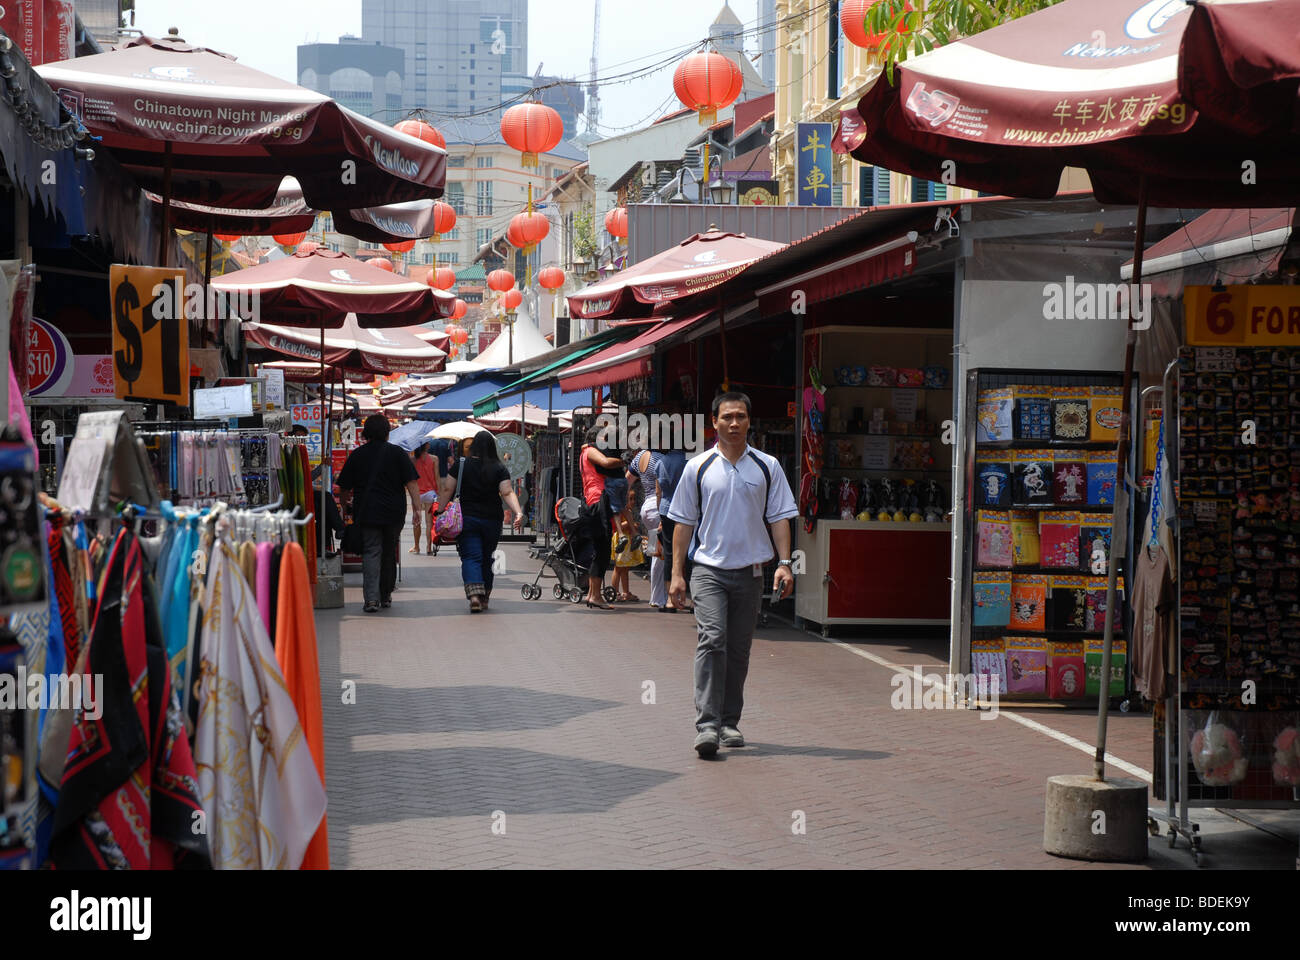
[298,37,405,120]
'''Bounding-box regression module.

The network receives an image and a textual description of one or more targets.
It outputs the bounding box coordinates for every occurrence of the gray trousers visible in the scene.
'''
[690,563,763,732]
[361,523,401,606]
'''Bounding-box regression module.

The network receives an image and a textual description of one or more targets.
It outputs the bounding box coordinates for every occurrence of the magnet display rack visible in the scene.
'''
[1150,347,1300,867]
[960,368,1136,705]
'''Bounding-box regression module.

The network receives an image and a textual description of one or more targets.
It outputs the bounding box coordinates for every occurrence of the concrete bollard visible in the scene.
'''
[1044,774,1148,862]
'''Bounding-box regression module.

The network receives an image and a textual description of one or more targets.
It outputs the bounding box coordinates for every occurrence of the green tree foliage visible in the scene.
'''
[573,209,598,262]
[864,0,1064,81]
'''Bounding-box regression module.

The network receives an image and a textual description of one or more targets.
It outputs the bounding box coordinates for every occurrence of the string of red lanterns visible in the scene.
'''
[841,0,914,50]
[500,101,564,169]
[503,289,523,312]
[604,207,628,240]
[672,50,743,126]
[394,118,446,150]
[537,266,566,291]
[486,269,516,293]
[428,266,457,290]
[507,211,549,255]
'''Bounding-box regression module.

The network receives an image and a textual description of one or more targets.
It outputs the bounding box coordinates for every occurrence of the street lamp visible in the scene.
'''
[707,155,733,205]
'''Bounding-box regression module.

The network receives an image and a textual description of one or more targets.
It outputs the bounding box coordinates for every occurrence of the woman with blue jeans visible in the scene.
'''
[439,431,524,613]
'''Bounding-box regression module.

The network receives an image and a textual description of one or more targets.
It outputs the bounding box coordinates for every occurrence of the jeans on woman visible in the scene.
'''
[456,513,502,597]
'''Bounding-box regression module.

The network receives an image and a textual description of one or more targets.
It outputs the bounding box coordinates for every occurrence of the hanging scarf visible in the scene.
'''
[50,529,210,869]
[274,542,329,869]
[193,535,326,869]
[47,515,82,668]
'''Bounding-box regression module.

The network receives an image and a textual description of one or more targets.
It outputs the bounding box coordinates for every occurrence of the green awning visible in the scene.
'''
[472,342,609,417]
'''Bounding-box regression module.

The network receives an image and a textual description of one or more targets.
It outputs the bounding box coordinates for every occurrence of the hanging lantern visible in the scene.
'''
[841,0,914,50]
[503,289,523,312]
[537,266,566,291]
[432,200,457,239]
[604,207,628,240]
[500,101,564,169]
[507,211,549,255]
[370,258,395,272]
[384,239,416,253]
[429,266,457,290]
[394,118,446,150]
[450,298,468,321]
[214,232,242,243]
[673,51,744,126]
[273,230,308,249]
[487,269,516,293]
[297,240,321,256]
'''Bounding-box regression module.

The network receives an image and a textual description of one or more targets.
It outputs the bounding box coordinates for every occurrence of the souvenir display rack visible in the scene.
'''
[959,368,1135,704]
[1152,347,1300,866]
[796,327,954,631]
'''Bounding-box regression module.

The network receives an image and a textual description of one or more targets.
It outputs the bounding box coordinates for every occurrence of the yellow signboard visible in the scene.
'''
[1185,285,1300,346]
[110,265,189,406]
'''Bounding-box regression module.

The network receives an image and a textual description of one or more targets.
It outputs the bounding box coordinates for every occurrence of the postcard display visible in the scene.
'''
[1152,347,1300,822]
[962,370,1132,703]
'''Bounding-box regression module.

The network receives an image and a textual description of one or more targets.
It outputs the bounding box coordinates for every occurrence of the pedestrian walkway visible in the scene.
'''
[317,541,1299,870]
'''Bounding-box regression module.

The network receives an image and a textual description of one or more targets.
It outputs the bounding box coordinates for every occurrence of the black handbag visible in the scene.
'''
[342,445,384,553]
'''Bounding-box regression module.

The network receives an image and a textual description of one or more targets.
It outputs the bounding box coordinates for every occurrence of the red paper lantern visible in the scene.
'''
[450,326,469,345]
[604,207,628,239]
[214,233,242,243]
[395,118,446,150]
[429,267,457,290]
[500,102,564,168]
[537,266,566,291]
[487,269,516,293]
[507,211,549,254]
[503,289,523,311]
[841,0,913,50]
[273,231,307,248]
[370,258,395,272]
[450,299,468,321]
[432,200,457,237]
[384,239,416,253]
[673,51,743,126]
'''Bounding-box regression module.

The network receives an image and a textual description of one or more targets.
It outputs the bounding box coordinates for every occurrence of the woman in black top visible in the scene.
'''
[337,414,421,613]
[438,430,525,613]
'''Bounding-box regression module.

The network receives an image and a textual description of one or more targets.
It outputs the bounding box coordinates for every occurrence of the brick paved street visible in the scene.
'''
[318,540,1299,870]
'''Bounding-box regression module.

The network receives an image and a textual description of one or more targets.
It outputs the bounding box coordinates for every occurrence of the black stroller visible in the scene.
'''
[521,496,618,603]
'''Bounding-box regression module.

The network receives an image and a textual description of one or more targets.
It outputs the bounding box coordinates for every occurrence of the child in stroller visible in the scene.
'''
[521,496,618,603]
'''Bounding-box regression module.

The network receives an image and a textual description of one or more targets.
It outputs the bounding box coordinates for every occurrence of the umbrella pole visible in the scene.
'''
[203,215,214,348]
[158,141,173,267]
[1093,174,1149,782]
[717,292,729,391]
[320,324,327,555]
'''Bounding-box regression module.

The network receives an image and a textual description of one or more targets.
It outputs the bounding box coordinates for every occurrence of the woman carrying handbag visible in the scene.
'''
[438,431,525,613]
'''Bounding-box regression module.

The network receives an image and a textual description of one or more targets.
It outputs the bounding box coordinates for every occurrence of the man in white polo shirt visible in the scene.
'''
[668,392,799,758]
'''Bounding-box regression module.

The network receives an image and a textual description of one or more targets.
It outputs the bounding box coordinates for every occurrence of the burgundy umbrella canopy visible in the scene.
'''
[840,0,1300,205]
[145,177,315,235]
[1178,0,1300,137]
[210,249,454,328]
[258,361,376,384]
[413,327,452,351]
[36,35,446,211]
[245,315,447,375]
[330,200,450,245]
[567,230,786,320]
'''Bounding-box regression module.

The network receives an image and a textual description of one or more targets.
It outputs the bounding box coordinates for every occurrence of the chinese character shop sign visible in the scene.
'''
[796,122,833,207]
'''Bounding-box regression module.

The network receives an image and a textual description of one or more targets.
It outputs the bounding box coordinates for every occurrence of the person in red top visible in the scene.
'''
[578,427,623,609]
[409,442,440,555]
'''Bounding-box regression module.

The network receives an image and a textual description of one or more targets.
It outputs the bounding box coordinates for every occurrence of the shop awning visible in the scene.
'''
[413,375,512,422]
[559,310,712,393]
[753,232,917,316]
[471,341,611,417]
[1120,208,1297,297]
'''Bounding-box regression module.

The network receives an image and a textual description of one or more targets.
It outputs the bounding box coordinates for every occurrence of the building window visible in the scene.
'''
[477,181,494,215]
[423,253,434,265]
[476,155,492,168]
[438,252,460,264]
[448,155,466,167]
[445,182,466,215]
[444,226,460,240]
[477,228,492,248]
[829,1,843,101]
[911,177,946,203]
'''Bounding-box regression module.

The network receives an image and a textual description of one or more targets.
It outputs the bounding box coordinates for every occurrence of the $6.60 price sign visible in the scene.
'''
[110,265,190,406]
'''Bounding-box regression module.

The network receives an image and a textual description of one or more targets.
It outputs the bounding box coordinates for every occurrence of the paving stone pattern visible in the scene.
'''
[317,540,1299,869]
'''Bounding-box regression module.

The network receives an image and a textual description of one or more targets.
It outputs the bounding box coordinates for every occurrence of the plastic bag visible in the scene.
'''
[1189,711,1248,786]
[611,532,644,568]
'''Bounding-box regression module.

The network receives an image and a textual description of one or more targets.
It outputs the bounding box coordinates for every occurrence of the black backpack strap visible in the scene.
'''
[689,453,720,561]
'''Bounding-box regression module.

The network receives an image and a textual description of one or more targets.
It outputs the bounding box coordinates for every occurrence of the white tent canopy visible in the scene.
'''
[445,317,553,373]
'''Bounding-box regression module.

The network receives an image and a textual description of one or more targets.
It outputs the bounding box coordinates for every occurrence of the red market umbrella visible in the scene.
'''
[244,314,447,374]
[259,360,374,384]
[1178,0,1300,137]
[839,0,1300,206]
[211,249,454,328]
[330,199,451,245]
[36,33,446,267]
[413,327,452,351]
[145,177,316,235]
[567,229,785,320]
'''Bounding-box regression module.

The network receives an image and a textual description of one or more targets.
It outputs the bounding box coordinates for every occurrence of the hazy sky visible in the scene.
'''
[131,0,764,134]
